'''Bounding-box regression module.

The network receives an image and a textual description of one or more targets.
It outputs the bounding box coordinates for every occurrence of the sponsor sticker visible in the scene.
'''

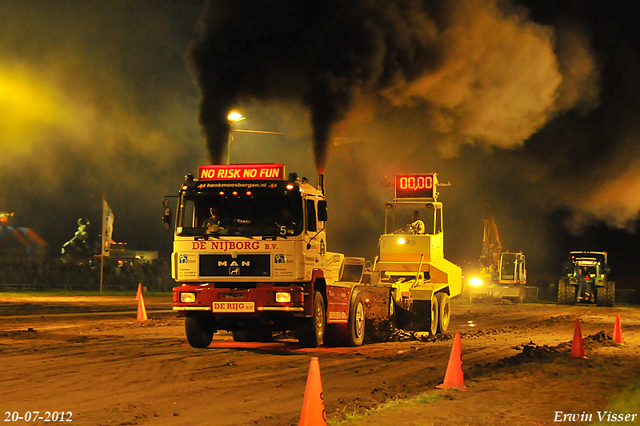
[212,301,255,313]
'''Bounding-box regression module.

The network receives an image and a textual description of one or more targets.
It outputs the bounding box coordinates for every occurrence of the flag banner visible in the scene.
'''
[102,199,114,256]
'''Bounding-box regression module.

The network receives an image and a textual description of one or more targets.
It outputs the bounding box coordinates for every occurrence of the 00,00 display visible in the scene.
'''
[395,175,434,199]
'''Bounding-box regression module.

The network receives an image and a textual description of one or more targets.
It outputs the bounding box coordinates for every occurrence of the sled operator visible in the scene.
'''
[408,210,425,235]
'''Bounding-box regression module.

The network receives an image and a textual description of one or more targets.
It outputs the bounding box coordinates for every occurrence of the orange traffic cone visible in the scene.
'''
[137,292,148,321]
[613,313,624,345]
[570,319,586,359]
[299,357,327,426]
[436,332,467,391]
[135,283,142,300]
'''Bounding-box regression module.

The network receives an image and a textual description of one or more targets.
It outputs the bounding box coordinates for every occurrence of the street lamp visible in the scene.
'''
[226,111,284,164]
[228,111,245,122]
[227,111,246,165]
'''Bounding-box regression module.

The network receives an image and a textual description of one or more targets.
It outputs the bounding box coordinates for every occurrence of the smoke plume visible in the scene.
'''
[189,0,599,170]
[189,0,440,170]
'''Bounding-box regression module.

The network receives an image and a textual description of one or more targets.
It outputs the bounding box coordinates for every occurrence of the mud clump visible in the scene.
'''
[503,342,561,365]
[363,319,396,343]
[584,330,620,347]
[381,329,454,343]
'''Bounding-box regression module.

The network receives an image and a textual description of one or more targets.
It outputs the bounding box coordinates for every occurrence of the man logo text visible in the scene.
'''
[218,260,250,267]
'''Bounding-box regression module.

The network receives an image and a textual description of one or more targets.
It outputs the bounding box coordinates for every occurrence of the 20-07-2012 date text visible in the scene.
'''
[4,411,72,422]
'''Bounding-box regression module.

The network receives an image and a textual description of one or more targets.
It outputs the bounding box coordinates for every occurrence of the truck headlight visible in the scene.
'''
[469,278,483,287]
[180,292,196,303]
[397,237,406,245]
[275,292,291,303]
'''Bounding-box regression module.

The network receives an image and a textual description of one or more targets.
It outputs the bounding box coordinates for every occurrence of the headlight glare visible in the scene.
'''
[180,292,196,303]
[469,278,483,286]
[275,292,291,303]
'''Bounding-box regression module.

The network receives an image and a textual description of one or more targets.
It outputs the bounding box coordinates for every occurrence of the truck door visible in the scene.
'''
[305,198,326,259]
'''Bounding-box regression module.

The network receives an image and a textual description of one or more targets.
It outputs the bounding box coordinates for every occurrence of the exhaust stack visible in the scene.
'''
[318,174,325,195]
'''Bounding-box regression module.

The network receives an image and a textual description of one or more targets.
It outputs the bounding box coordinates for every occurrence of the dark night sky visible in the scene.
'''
[1,0,639,284]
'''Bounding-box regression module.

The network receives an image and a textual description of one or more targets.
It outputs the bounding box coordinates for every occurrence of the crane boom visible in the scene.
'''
[479,203,501,283]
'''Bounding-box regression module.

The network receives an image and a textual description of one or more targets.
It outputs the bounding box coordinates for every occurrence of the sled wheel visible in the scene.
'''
[436,293,450,334]
[428,297,439,335]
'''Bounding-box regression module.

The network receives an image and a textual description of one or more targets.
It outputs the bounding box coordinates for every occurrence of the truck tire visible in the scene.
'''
[435,293,450,334]
[297,291,325,348]
[566,284,577,305]
[557,279,567,304]
[345,291,365,347]
[515,287,526,304]
[605,281,615,307]
[185,313,216,348]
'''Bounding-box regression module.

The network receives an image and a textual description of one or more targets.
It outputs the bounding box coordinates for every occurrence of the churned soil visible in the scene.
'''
[0,295,639,426]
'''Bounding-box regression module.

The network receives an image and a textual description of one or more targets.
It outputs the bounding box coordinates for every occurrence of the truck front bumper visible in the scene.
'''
[172,283,305,314]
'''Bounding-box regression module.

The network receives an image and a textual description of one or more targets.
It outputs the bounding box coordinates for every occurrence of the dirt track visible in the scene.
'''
[1,295,639,426]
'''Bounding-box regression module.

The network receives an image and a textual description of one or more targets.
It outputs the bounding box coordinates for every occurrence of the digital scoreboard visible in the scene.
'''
[394,173,436,200]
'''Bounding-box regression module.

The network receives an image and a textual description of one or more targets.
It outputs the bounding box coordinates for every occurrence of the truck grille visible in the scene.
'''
[199,254,271,278]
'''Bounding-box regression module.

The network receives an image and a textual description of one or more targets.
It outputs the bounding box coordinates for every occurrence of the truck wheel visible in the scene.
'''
[605,281,615,307]
[345,291,365,347]
[297,291,325,348]
[516,287,526,304]
[435,293,450,334]
[566,284,577,305]
[185,313,216,348]
[557,279,567,304]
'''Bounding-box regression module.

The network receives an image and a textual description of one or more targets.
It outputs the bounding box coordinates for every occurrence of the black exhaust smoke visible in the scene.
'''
[188,0,441,170]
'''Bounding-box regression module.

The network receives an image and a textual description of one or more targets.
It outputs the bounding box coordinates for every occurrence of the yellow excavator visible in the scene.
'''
[466,204,529,303]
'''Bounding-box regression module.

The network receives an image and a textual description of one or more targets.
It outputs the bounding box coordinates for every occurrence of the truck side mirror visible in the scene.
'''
[318,200,328,222]
[162,198,173,230]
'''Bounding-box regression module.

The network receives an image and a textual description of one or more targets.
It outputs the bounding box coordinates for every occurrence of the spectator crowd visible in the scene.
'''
[0,258,175,292]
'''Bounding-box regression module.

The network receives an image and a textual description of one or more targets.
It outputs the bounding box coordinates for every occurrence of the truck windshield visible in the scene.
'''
[176,181,304,238]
